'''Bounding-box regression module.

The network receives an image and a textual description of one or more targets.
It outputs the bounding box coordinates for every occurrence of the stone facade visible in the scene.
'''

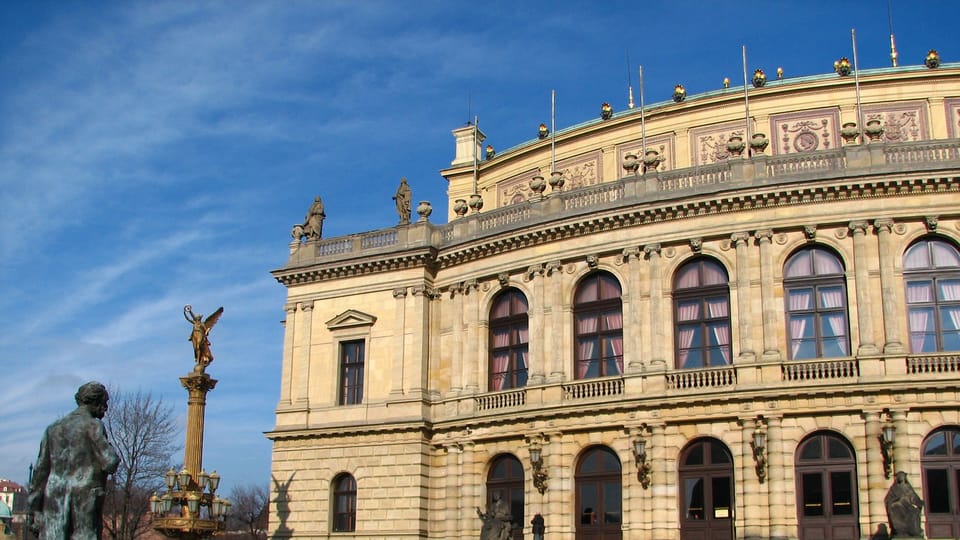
[269,65,960,539]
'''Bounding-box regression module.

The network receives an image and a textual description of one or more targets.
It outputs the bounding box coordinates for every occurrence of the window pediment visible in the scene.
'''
[326,310,377,330]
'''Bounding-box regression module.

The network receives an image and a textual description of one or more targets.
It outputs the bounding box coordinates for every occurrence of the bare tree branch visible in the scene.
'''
[102,388,180,540]
[227,484,269,540]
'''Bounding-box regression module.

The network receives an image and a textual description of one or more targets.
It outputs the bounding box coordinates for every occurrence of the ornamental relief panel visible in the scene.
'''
[769,108,839,154]
[690,121,748,166]
[555,151,601,191]
[945,98,960,139]
[497,169,541,206]
[616,133,675,178]
[862,101,928,142]
[496,151,601,206]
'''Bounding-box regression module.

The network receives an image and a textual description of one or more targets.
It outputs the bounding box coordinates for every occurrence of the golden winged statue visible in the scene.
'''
[184,305,224,371]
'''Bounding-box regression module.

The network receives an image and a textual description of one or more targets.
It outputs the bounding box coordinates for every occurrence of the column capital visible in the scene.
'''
[730,231,751,246]
[393,287,408,299]
[754,229,774,243]
[545,260,563,276]
[525,263,544,281]
[848,220,870,235]
[298,301,313,312]
[643,243,662,258]
[621,247,642,262]
[873,218,895,233]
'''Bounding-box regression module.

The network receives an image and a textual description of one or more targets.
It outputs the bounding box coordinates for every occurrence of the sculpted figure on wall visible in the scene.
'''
[885,471,923,538]
[476,492,512,540]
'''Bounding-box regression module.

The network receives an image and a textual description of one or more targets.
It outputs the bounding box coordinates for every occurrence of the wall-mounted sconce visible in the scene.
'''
[751,424,767,483]
[530,441,548,494]
[880,422,896,478]
[633,435,652,489]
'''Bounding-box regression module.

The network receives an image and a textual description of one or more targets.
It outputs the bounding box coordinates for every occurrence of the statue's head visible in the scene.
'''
[75,382,110,418]
[895,471,907,482]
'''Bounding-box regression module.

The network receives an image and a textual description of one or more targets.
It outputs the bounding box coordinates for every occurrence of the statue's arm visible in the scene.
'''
[93,421,120,474]
[28,431,51,509]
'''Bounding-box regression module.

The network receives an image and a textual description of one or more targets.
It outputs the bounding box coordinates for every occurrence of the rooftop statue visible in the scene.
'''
[28,382,120,540]
[393,177,412,225]
[303,196,325,240]
[184,304,224,371]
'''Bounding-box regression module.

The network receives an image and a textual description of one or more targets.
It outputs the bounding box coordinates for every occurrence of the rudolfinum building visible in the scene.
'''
[268,60,960,539]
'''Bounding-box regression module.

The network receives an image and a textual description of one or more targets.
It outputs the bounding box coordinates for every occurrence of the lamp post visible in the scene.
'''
[152,306,231,538]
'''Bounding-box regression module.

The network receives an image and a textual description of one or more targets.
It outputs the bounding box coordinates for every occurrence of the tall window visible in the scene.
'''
[784,247,850,360]
[575,446,622,540]
[486,455,524,540]
[904,238,960,353]
[332,473,356,532]
[921,427,960,539]
[489,289,529,391]
[674,259,731,368]
[795,432,859,540]
[574,272,624,379]
[339,340,364,405]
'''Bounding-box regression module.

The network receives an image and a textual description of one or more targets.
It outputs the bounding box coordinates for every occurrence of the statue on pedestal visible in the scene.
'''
[393,178,412,225]
[28,382,120,540]
[184,304,224,370]
[476,492,512,540]
[885,471,924,538]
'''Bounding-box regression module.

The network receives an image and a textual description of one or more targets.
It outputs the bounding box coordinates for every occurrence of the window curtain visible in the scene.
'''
[788,290,812,358]
[609,335,624,374]
[491,352,509,390]
[908,308,931,352]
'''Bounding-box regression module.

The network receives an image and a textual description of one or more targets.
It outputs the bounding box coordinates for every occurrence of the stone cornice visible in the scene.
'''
[274,172,958,286]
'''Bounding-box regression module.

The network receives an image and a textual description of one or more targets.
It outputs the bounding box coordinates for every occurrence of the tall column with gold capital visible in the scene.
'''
[180,372,217,487]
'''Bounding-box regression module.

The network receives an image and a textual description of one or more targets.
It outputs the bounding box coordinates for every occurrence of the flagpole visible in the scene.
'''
[887,0,899,67]
[472,115,479,194]
[851,29,865,144]
[742,45,751,157]
[639,65,646,154]
[627,53,635,109]
[551,90,556,173]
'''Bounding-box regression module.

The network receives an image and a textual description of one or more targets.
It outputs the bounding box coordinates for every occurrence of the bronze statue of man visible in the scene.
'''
[28,382,120,540]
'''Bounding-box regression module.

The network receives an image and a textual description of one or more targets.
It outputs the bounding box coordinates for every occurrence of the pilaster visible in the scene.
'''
[732,232,756,361]
[849,221,879,355]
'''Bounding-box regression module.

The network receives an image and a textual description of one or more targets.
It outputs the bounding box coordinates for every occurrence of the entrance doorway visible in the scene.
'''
[679,438,734,540]
[575,446,622,540]
[795,432,859,540]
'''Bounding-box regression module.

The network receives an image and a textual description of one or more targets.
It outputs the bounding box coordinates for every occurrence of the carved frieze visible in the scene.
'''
[497,168,542,207]
[554,151,602,191]
[862,101,928,142]
[769,108,840,154]
[690,121,748,166]
[616,133,675,177]
[945,98,960,139]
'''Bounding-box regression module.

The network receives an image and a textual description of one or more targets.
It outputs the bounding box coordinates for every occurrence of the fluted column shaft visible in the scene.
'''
[464,280,480,392]
[279,305,296,405]
[450,285,464,394]
[875,219,905,352]
[732,232,755,360]
[391,288,408,395]
[850,221,878,354]
[623,248,643,372]
[864,411,887,535]
[179,373,217,487]
[645,245,665,368]
[547,262,565,380]
[766,416,786,539]
[756,230,781,358]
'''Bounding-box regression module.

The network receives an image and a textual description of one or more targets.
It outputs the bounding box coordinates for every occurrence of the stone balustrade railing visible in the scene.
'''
[287,139,960,261]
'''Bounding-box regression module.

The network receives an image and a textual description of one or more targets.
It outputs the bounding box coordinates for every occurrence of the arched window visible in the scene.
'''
[332,473,356,532]
[784,247,850,360]
[678,438,734,540]
[674,259,731,368]
[485,454,524,540]
[489,289,529,391]
[575,446,622,540]
[903,238,960,353]
[573,272,624,379]
[921,426,960,538]
[795,432,859,540]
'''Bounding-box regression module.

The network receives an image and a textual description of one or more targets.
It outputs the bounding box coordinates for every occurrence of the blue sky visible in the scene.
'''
[1,1,956,493]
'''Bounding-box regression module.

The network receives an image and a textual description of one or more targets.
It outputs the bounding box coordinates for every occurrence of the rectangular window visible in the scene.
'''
[339,340,364,405]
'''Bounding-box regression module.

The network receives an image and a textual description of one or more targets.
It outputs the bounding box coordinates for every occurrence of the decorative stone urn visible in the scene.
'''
[925,49,941,69]
[840,122,860,144]
[548,171,565,191]
[750,133,769,154]
[834,57,852,76]
[600,102,613,120]
[864,119,884,142]
[416,201,432,221]
[622,153,639,175]
[673,84,686,103]
[643,149,661,172]
[468,193,484,212]
[529,174,547,196]
[726,135,745,157]
[453,198,468,217]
